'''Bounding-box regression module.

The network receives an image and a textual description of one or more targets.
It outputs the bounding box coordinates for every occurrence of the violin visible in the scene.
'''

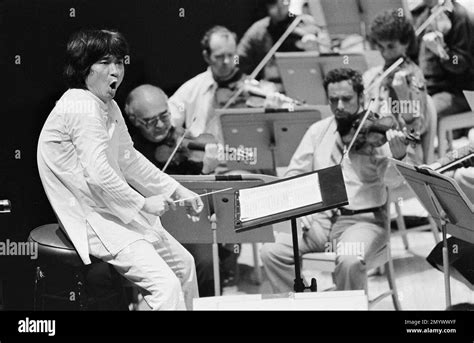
[154,126,211,166]
[349,110,421,152]
[154,126,254,172]
[216,74,304,109]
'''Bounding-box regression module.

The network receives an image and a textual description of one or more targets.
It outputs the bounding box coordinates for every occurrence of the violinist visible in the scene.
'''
[125,84,235,297]
[125,84,217,175]
[237,0,327,89]
[364,9,428,165]
[412,0,474,118]
[261,68,408,292]
[169,25,293,170]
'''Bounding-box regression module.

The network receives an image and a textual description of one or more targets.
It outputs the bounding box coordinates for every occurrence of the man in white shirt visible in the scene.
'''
[37,29,203,310]
[261,68,408,292]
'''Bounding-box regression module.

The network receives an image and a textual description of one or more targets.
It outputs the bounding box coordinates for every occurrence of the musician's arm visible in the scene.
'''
[236,22,262,76]
[168,89,187,130]
[437,144,474,168]
[439,15,471,74]
[284,125,318,178]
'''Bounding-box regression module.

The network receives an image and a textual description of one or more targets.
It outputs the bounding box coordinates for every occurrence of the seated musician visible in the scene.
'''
[364,9,428,165]
[125,84,238,296]
[169,25,293,173]
[260,68,409,292]
[422,139,474,289]
[412,0,474,118]
[37,29,203,310]
[237,0,326,89]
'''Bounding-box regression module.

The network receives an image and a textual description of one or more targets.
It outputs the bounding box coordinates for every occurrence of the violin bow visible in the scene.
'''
[414,0,453,36]
[340,98,376,163]
[222,15,305,109]
[162,118,197,173]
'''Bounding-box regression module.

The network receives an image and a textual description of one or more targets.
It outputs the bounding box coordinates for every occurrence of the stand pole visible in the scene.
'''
[212,217,220,296]
[208,192,220,296]
[424,183,451,308]
[291,218,305,292]
[291,218,317,292]
[441,220,452,308]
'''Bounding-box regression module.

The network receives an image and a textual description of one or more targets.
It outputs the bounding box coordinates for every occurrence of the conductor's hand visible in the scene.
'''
[142,195,176,216]
[386,129,407,160]
[173,185,204,222]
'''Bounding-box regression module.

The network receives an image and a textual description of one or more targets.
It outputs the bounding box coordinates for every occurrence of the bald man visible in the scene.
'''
[124,84,235,296]
[125,84,218,175]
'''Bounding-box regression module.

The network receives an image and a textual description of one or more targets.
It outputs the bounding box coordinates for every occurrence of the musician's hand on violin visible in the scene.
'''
[202,143,220,175]
[386,129,408,160]
[173,185,204,222]
[423,31,449,60]
[264,92,290,109]
[391,70,410,101]
[142,194,176,217]
[298,33,320,51]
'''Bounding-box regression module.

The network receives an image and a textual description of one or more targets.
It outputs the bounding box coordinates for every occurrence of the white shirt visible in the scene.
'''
[37,89,179,264]
[169,68,222,142]
[285,116,398,210]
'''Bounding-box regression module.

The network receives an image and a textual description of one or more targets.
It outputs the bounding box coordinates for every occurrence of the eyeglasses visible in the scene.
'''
[134,109,170,129]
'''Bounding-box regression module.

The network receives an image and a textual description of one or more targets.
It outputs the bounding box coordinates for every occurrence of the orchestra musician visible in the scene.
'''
[37,29,204,310]
[168,25,295,174]
[125,84,236,297]
[364,9,428,165]
[412,0,474,118]
[260,68,409,292]
[237,0,327,89]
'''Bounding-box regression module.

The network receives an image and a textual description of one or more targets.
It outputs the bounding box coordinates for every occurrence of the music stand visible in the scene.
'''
[160,174,277,296]
[218,106,324,172]
[392,159,474,308]
[310,0,363,36]
[234,165,348,292]
[275,52,370,105]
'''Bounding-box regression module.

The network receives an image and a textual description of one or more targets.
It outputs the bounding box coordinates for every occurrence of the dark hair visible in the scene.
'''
[369,9,415,46]
[64,29,129,88]
[200,26,237,55]
[323,68,364,95]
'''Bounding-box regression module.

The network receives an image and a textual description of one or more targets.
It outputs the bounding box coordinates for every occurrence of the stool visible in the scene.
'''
[28,224,127,310]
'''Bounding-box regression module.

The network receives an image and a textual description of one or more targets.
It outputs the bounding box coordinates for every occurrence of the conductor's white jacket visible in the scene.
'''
[37,89,179,264]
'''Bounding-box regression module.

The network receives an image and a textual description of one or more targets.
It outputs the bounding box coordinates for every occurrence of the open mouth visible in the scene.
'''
[109,81,117,90]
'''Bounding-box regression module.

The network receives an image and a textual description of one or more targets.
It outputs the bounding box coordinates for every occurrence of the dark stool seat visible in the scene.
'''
[28,224,84,267]
[29,223,127,310]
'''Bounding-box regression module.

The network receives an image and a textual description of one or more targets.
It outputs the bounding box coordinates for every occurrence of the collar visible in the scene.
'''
[203,67,218,94]
[84,89,109,113]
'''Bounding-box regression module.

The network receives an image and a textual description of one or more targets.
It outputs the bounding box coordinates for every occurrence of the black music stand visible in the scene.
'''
[160,174,277,296]
[392,159,474,308]
[218,106,325,173]
[234,165,348,292]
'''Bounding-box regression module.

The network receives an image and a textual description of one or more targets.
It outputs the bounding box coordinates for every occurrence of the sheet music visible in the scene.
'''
[238,173,322,222]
